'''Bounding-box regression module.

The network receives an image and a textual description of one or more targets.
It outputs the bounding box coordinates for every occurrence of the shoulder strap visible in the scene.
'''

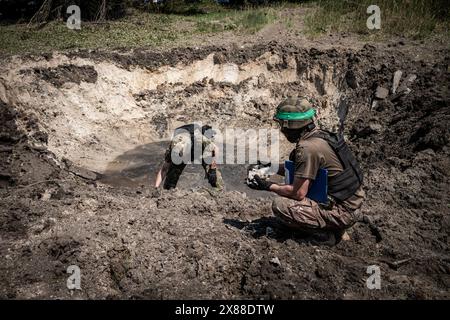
[307,129,339,146]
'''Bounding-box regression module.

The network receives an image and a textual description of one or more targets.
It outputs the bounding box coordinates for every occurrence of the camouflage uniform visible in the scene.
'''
[272,197,362,233]
[163,130,223,190]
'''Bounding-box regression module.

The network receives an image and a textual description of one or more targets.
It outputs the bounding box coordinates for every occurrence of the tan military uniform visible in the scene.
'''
[272,129,365,232]
[163,130,223,190]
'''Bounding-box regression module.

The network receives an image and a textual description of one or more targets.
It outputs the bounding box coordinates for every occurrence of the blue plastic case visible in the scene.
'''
[284,160,328,203]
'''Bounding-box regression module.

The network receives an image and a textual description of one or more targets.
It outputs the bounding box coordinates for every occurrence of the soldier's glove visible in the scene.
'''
[247,174,273,191]
[208,168,217,187]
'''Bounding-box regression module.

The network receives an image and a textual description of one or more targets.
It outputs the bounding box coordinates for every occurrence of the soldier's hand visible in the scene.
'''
[247,174,273,191]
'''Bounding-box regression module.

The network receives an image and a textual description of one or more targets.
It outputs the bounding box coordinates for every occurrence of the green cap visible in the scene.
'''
[274,97,316,129]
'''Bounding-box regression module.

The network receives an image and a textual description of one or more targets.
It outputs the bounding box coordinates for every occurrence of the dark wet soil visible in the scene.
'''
[22,64,98,88]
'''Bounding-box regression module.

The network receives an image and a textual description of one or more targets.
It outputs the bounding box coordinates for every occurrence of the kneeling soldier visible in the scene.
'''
[248,97,365,245]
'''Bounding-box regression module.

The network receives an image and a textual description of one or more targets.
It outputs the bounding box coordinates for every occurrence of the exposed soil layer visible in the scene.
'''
[29,65,98,88]
[0,42,449,299]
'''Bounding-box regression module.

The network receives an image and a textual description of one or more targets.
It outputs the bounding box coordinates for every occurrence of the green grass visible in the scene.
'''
[0,6,277,55]
[1,0,447,56]
[304,0,450,39]
[0,11,182,55]
[194,8,276,34]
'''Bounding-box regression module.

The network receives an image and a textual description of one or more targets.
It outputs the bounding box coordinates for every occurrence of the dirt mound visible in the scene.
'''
[0,42,449,299]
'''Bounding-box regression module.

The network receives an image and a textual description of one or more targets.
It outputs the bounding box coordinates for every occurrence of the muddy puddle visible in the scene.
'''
[99,140,281,198]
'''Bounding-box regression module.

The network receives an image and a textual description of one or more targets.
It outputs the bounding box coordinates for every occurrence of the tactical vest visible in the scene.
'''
[308,130,363,202]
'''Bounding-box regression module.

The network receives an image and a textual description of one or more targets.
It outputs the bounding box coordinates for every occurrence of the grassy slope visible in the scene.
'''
[0,7,277,55]
[0,1,448,55]
[303,0,450,40]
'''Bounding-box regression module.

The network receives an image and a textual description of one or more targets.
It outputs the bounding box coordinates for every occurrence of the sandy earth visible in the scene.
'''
[0,19,449,299]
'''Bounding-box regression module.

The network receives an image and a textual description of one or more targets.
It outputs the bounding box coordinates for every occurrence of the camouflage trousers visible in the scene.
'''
[163,162,223,190]
[271,197,361,233]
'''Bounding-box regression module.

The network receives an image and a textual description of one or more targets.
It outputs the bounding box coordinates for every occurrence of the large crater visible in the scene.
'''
[0,44,353,190]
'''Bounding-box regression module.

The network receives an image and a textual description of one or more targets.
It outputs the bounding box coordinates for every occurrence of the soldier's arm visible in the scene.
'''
[155,161,170,188]
[269,177,310,200]
[210,144,219,169]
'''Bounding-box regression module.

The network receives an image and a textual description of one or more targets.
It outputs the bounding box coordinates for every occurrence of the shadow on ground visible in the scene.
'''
[223,216,309,243]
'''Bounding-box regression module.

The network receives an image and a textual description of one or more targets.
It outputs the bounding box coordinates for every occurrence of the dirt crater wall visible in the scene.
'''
[0,44,349,175]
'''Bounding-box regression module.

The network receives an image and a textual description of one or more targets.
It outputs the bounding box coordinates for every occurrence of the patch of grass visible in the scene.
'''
[241,10,274,32]
[194,8,276,34]
[0,10,187,55]
[304,0,450,39]
[283,16,294,30]
[0,5,278,55]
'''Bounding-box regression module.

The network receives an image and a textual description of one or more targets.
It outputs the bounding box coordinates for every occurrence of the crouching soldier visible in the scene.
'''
[247,97,365,245]
[155,123,223,190]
